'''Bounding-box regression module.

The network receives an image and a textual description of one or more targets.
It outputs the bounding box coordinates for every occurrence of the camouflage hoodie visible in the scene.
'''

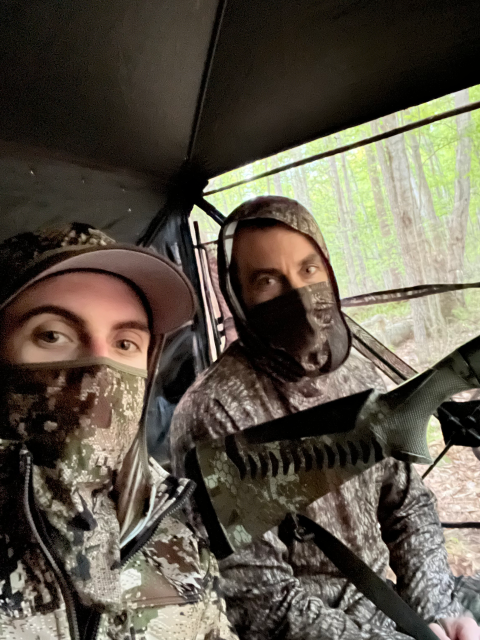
[0,224,237,640]
[170,197,466,640]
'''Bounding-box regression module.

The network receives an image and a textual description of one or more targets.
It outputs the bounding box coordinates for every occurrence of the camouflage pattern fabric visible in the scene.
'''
[456,574,480,623]
[245,280,350,377]
[0,360,238,639]
[0,223,114,300]
[170,196,468,639]
[0,222,238,640]
[0,359,147,611]
[0,456,237,640]
[171,345,466,639]
[217,196,350,384]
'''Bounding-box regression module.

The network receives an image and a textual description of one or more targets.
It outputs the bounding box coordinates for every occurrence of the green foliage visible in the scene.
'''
[196,91,480,570]
[200,84,480,365]
[347,302,410,328]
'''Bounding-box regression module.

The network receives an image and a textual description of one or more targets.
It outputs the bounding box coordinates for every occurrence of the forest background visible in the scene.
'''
[201,85,480,364]
[194,85,480,576]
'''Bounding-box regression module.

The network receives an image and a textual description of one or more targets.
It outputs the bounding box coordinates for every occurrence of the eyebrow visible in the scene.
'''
[300,252,324,267]
[17,305,150,335]
[113,320,150,334]
[18,305,87,330]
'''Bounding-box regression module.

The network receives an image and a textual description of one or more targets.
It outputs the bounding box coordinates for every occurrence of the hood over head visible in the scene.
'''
[217,196,351,382]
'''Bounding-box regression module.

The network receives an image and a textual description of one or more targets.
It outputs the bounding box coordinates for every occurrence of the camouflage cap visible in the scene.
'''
[0,222,196,338]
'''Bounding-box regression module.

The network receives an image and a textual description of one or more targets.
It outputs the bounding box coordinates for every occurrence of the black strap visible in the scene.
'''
[289,514,439,640]
[341,281,480,307]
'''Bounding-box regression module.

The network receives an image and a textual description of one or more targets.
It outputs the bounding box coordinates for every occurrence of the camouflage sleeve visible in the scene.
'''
[378,460,467,621]
[170,392,238,477]
[169,393,422,639]
[168,405,240,639]
[219,532,418,640]
[199,551,241,640]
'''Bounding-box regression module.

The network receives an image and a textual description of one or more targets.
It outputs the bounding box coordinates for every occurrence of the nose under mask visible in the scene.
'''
[0,357,147,480]
[245,281,350,376]
[0,357,147,610]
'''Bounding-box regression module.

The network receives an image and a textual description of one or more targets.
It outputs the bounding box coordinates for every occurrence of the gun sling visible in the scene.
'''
[281,514,439,640]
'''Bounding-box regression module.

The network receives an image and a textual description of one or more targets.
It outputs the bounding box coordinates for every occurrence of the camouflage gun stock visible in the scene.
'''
[185,335,480,559]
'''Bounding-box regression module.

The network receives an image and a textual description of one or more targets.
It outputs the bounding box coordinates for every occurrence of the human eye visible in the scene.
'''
[33,324,75,348]
[114,330,148,357]
[116,338,140,353]
[303,260,328,281]
[305,265,318,275]
[255,275,278,290]
[36,330,69,345]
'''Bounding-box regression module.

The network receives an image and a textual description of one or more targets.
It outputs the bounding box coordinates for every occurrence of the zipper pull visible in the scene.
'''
[19,445,32,475]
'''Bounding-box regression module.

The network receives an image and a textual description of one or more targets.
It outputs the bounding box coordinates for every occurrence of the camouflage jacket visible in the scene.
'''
[170,342,466,640]
[0,453,237,640]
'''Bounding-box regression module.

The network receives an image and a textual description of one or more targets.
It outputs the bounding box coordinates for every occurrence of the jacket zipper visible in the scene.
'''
[84,483,197,640]
[21,447,196,639]
[20,447,81,640]
[83,609,101,640]
[84,485,197,640]
[120,481,195,567]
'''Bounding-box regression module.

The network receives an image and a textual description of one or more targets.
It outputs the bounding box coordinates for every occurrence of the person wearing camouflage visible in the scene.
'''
[170,196,480,640]
[0,223,238,640]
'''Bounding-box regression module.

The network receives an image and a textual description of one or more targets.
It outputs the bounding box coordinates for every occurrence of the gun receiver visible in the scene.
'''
[185,335,480,558]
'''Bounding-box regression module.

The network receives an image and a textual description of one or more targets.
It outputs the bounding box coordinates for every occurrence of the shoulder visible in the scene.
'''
[187,342,254,393]
[331,349,386,394]
[170,342,269,465]
[174,341,262,418]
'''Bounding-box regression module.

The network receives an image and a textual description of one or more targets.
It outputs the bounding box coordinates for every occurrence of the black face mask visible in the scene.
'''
[245,281,351,376]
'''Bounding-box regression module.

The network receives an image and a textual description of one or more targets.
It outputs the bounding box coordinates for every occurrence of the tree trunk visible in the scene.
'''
[365,142,401,288]
[448,89,472,287]
[371,118,407,289]
[289,147,313,211]
[376,115,429,356]
[265,157,273,195]
[339,151,369,291]
[406,129,448,338]
[422,134,450,204]
[348,160,386,290]
[272,156,284,196]
[329,156,357,295]
[407,131,440,244]
[441,89,472,319]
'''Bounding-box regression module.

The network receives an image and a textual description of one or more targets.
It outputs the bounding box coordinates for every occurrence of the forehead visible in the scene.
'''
[4,271,148,318]
[232,224,321,267]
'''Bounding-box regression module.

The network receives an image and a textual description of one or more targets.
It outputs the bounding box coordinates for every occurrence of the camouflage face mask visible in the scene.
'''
[245,281,350,377]
[0,358,147,610]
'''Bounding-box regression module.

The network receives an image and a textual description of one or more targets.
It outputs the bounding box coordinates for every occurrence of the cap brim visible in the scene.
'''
[20,245,196,337]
